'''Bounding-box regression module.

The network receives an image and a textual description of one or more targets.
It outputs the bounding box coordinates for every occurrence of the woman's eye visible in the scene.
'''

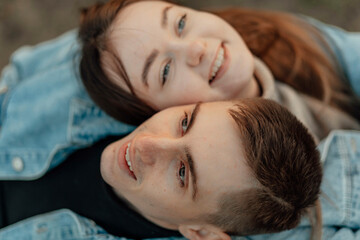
[161,60,171,85]
[177,14,187,36]
[179,162,186,187]
[181,112,189,135]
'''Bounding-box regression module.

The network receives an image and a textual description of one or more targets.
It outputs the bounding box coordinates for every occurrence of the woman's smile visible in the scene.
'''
[209,42,230,87]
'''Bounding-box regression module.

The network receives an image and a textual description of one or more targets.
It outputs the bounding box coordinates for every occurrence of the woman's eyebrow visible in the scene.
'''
[142,49,159,87]
[162,6,173,28]
[141,6,173,86]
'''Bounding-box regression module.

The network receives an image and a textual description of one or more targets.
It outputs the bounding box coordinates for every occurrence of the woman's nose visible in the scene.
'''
[168,39,206,67]
[134,134,176,165]
[186,39,206,66]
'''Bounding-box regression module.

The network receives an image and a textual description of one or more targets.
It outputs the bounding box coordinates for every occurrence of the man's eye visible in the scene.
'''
[177,14,187,36]
[179,162,186,187]
[181,112,189,135]
[161,60,171,85]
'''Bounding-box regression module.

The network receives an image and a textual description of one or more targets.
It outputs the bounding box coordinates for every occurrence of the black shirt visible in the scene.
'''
[0,136,180,239]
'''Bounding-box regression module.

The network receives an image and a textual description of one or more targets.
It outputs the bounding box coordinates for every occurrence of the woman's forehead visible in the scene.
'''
[115,0,173,24]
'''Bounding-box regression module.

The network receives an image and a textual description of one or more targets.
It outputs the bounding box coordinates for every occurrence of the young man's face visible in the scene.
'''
[105,0,259,110]
[100,101,255,231]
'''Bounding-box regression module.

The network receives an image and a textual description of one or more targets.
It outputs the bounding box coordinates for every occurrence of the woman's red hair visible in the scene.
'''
[213,7,360,121]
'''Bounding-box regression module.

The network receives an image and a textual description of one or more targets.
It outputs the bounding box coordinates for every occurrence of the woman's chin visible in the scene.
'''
[229,76,260,100]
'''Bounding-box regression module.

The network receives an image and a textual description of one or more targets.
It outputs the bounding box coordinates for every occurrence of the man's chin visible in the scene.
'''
[114,191,180,230]
[144,214,179,231]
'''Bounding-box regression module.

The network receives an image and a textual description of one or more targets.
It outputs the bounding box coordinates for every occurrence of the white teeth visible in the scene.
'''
[125,143,133,173]
[210,47,224,79]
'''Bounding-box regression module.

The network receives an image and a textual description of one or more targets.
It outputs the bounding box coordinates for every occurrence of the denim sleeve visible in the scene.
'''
[0,29,79,90]
[146,224,360,240]
[1,210,359,240]
[305,17,360,97]
[0,209,127,240]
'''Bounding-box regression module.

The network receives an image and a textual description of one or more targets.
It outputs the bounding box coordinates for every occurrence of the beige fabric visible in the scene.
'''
[254,57,360,143]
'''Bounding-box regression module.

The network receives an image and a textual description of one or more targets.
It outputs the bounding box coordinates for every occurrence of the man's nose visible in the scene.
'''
[134,134,176,165]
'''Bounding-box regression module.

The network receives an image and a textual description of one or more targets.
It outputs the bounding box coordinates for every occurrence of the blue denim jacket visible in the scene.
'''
[0,30,135,180]
[0,19,359,240]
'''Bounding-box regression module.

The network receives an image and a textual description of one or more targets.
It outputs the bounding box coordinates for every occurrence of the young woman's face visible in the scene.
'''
[100,101,254,229]
[107,0,259,110]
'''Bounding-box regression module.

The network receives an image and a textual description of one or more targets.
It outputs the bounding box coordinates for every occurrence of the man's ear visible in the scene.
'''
[178,224,231,240]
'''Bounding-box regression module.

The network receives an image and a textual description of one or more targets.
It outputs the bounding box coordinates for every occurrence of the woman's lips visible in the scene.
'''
[118,141,137,180]
[209,43,230,86]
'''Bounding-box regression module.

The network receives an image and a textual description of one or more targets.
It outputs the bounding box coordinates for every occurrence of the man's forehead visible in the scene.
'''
[192,102,253,190]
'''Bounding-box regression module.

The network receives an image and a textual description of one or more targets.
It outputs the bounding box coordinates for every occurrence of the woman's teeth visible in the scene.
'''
[210,47,224,81]
[125,143,133,172]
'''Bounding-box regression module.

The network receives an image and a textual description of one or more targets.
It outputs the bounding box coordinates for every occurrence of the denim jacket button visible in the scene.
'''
[351,137,357,153]
[0,85,8,94]
[89,219,96,226]
[12,157,24,172]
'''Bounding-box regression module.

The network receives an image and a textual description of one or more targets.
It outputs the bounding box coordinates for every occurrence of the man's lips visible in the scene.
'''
[209,42,230,86]
[118,141,137,180]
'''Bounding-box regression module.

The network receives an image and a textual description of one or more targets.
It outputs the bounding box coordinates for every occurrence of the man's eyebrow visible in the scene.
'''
[184,103,202,201]
[162,6,173,28]
[142,49,159,87]
[185,146,197,201]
